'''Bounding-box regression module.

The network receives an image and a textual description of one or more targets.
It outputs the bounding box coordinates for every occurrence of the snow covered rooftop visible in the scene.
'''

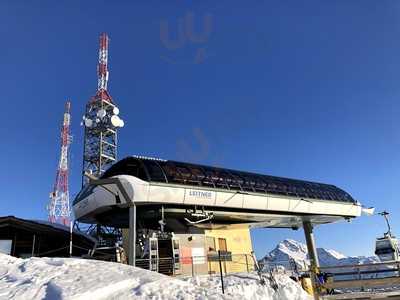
[0,216,96,244]
[32,219,97,243]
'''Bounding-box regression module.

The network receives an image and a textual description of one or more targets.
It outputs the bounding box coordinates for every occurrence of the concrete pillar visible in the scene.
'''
[128,205,136,266]
[303,221,320,300]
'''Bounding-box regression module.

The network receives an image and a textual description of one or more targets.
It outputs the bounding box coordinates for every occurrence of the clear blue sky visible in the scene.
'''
[1,1,400,258]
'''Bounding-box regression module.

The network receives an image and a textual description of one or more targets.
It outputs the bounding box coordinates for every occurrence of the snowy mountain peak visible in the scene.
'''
[261,239,378,269]
[278,239,308,253]
[318,248,347,260]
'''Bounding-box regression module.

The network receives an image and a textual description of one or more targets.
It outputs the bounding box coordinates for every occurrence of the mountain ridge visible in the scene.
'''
[260,239,378,270]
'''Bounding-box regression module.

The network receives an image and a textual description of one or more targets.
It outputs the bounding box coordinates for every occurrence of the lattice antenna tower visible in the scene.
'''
[48,101,72,225]
[82,33,124,186]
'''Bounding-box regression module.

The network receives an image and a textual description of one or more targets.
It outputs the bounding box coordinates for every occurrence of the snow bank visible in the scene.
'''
[184,272,311,300]
[0,254,311,299]
[0,254,221,300]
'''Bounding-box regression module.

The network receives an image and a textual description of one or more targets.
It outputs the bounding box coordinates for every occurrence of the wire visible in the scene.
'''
[378,211,392,236]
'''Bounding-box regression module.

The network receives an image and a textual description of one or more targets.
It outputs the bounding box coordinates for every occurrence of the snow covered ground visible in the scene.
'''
[184,272,310,300]
[0,253,311,300]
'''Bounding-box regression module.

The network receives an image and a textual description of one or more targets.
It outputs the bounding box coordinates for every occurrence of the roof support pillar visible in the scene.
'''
[31,234,36,257]
[128,204,136,267]
[303,220,320,300]
[12,233,17,256]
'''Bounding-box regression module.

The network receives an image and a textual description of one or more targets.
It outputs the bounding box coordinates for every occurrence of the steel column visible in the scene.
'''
[128,205,136,266]
[303,221,320,300]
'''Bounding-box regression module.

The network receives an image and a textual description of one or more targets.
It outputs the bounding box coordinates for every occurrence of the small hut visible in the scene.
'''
[0,216,96,258]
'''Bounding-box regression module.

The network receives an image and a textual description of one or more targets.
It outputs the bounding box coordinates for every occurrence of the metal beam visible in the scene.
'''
[303,220,320,300]
[322,276,400,290]
[128,205,136,266]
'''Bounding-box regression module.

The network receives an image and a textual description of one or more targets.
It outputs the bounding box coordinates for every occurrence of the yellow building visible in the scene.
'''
[121,227,255,276]
[205,227,254,274]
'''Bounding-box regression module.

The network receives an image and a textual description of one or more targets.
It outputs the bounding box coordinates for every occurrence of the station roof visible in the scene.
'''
[0,216,97,244]
[102,156,356,203]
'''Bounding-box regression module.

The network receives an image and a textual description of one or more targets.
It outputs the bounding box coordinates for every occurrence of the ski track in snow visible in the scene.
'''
[0,254,311,300]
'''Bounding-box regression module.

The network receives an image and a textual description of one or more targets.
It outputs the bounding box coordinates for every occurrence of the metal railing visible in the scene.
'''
[133,253,255,277]
[318,260,400,281]
[259,258,309,275]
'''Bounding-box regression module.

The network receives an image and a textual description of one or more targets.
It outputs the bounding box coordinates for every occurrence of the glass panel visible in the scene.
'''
[229,171,244,187]
[188,166,205,180]
[174,164,194,183]
[185,165,205,185]
[213,169,229,189]
[161,163,183,183]
[102,158,148,181]
[101,157,355,203]
[0,240,12,255]
[143,160,166,182]
[206,236,216,252]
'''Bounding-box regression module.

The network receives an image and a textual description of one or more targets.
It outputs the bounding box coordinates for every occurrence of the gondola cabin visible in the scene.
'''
[375,235,400,262]
[375,211,399,262]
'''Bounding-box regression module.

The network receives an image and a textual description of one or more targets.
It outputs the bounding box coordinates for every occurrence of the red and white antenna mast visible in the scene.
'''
[82,33,124,186]
[48,101,72,225]
[92,33,113,103]
[98,33,109,91]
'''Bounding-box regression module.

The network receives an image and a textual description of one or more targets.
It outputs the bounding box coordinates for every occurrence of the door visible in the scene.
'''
[218,238,227,251]
[157,239,174,275]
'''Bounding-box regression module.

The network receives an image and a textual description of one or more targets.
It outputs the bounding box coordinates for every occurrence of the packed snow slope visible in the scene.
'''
[0,253,311,300]
[261,239,378,269]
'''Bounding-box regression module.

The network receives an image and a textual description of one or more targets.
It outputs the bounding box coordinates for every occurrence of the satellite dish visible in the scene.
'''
[113,107,120,115]
[97,109,106,118]
[84,118,93,127]
[111,115,120,127]
[95,118,100,123]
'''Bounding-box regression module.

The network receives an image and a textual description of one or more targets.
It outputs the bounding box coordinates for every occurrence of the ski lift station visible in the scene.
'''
[71,32,362,279]
[73,155,362,276]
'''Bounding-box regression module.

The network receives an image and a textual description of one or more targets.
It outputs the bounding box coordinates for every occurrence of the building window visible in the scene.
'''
[0,240,12,255]
[206,236,216,252]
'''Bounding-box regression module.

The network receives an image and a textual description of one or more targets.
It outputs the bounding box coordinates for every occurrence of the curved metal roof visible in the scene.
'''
[101,156,356,203]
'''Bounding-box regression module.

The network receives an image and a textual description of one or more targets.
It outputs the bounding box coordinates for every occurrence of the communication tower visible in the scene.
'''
[82,33,124,186]
[48,101,72,225]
